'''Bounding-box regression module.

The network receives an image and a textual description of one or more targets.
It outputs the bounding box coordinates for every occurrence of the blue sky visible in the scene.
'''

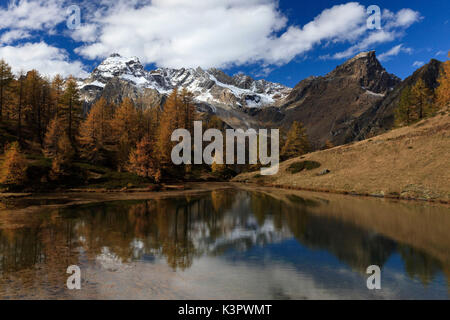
[0,0,448,87]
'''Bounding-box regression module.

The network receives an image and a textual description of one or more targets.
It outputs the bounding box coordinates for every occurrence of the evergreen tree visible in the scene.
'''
[0,142,27,186]
[281,121,310,160]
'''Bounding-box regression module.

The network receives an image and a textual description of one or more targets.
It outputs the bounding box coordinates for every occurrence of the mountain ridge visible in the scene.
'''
[78,53,291,111]
[78,51,443,150]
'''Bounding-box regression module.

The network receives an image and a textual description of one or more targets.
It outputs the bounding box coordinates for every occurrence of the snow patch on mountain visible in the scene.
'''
[79,53,291,109]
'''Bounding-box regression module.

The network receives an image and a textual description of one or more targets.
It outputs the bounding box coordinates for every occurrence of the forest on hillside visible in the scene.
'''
[0,53,448,192]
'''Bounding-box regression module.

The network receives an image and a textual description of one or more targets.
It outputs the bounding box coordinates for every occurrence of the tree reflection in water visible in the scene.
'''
[0,189,449,296]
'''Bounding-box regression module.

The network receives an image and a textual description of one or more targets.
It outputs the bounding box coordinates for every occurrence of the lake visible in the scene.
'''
[0,186,449,299]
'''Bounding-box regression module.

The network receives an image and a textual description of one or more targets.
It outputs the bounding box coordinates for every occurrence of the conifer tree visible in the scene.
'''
[157,88,180,169]
[0,142,27,186]
[281,121,310,160]
[50,133,75,180]
[436,52,450,108]
[51,75,65,119]
[395,86,415,126]
[61,76,82,144]
[128,135,160,180]
[0,59,13,122]
[43,116,64,158]
[13,72,26,142]
[79,97,113,163]
[111,98,140,171]
[179,88,196,132]
[24,70,45,144]
[411,78,434,119]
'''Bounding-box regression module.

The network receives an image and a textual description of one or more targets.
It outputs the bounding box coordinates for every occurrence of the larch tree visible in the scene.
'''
[0,59,13,122]
[43,116,64,158]
[61,76,82,144]
[13,72,26,142]
[281,121,310,160]
[24,70,45,144]
[157,88,180,170]
[79,97,113,163]
[411,78,434,119]
[0,142,28,186]
[128,135,160,181]
[395,86,415,126]
[51,75,65,119]
[111,98,140,171]
[436,52,450,108]
[50,133,75,180]
[179,88,196,132]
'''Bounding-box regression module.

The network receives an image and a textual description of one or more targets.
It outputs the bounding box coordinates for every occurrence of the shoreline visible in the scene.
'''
[1,182,449,208]
[249,182,450,205]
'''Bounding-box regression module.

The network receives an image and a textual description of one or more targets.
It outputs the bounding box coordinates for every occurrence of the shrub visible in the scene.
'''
[287,161,321,174]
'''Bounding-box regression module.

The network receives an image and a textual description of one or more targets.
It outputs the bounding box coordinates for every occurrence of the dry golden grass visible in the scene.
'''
[234,112,450,202]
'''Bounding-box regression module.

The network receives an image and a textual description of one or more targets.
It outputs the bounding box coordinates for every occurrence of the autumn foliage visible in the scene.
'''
[436,52,450,108]
[281,121,310,160]
[0,142,27,186]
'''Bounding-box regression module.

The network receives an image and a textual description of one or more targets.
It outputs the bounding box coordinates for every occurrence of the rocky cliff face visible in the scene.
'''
[351,59,443,140]
[78,51,442,150]
[269,51,401,148]
[78,53,291,112]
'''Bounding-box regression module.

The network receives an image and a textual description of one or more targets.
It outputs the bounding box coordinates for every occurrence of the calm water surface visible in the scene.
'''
[0,188,449,299]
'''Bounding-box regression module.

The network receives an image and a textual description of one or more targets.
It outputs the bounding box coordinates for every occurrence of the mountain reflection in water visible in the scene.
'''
[0,188,449,299]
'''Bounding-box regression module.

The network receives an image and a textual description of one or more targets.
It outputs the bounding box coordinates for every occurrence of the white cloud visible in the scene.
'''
[0,0,66,30]
[0,42,89,78]
[70,24,99,43]
[412,61,425,68]
[0,0,424,76]
[385,8,422,28]
[378,44,412,61]
[325,7,421,60]
[75,1,372,68]
[0,29,31,44]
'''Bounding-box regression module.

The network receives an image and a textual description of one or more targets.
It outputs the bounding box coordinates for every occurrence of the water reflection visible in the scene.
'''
[0,189,449,299]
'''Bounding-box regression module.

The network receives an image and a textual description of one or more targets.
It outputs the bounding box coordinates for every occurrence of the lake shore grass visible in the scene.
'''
[233,112,450,204]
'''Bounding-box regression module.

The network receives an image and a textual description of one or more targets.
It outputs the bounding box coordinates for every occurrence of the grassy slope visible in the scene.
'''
[233,111,450,202]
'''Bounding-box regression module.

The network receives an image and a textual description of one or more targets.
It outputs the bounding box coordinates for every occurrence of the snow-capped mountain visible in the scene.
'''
[78,53,291,110]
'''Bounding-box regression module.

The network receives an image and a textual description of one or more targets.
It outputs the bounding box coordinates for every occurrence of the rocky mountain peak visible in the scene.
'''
[90,53,146,85]
[327,51,400,94]
[79,54,292,112]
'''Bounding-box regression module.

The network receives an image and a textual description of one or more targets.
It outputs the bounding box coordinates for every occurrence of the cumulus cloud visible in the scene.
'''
[325,7,421,60]
[0,0,423,76]
[75,1,370,68]
[0,0,66,30]
[0,42,89,78]
[378,44,412,61]
[0,29,31,44]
